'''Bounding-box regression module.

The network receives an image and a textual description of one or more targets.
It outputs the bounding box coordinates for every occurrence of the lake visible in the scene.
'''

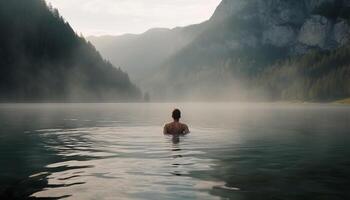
[0,103,350,200]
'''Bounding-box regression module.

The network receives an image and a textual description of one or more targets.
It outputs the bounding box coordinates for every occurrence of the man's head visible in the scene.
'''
[172,109,181,121]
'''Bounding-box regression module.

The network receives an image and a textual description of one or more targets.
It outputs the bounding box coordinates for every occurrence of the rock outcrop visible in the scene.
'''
[210,0,253,21]
[298,15,333,49]
[258,0,307,26]
[210,0,350,54]
[333,18,350,45]
[89,0,350,100]
[262,25,297,47]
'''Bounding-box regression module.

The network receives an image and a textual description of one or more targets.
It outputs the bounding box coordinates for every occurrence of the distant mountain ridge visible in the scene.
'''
[0,0,141,102]
[90,0,350,101]
[88,24,206,83]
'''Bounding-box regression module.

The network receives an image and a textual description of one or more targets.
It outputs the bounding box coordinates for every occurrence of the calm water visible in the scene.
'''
[0,103,350,200]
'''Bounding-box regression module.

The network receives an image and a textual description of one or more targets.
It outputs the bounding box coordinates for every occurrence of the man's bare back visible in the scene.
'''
[163,109,190,135]
[164,122,189,135]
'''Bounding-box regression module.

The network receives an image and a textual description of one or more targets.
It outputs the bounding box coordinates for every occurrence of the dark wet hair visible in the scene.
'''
[172,109,181,120]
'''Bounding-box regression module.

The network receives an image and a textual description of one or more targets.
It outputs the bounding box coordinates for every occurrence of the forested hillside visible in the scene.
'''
[90,0,350,102]
[149,0,350,101]
[255,44,350,101]
[0,0,141,102]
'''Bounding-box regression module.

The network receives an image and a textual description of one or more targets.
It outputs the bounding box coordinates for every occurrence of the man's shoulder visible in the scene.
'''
[181,123,189,128]
[164,122,172,127]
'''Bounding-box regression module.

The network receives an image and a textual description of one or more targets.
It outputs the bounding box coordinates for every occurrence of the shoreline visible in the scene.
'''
[334,98,350,105]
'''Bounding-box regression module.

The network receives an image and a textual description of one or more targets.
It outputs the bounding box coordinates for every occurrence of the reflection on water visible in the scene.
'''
[0,103,350,199]
[30,127,221,200]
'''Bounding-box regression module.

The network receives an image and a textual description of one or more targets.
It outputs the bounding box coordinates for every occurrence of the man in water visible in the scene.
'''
[163,109,190,135]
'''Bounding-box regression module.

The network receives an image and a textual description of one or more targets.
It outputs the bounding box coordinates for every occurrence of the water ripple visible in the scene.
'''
[29,126,222,199]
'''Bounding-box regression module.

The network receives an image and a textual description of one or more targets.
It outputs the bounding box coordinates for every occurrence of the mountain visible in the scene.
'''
[0,0,141,102]
[90,0,350,101]
[255,44,350,101]
[88,24,206,83]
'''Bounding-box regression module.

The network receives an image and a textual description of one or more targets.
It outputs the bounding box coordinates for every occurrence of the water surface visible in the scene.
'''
[0,103,350,199]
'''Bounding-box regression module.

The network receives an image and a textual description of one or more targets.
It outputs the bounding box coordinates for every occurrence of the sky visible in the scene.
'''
[46,0,221,37]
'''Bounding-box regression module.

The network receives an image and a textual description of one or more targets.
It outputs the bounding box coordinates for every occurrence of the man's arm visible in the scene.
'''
[163,124,168,134]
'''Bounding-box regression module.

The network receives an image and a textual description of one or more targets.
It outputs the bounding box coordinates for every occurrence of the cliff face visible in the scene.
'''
[91,0,350,81]
[147,0,350,100]
[90,0,350,101]
[210,0,350,55]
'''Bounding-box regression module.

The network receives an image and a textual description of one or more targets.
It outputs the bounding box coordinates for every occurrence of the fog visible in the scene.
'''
[1,102,350,199]
[1,0,350,103]
[1,1,350,199]
[0,0,141,102]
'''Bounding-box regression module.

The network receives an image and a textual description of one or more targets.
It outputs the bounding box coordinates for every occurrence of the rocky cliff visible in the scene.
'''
[150,0,350,100]
[211,0,350,54]
[90,0,350,101]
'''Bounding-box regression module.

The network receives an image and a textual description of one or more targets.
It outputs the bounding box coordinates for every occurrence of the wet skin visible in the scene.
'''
[163,121,190,135]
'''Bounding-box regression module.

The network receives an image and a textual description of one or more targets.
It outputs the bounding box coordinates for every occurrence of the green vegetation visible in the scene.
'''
[89,0,350,102]
[334,98,350,104]
[148,12,350,101]
[0,0,141,102]
[167,15,285,72]
[255,44,350,101]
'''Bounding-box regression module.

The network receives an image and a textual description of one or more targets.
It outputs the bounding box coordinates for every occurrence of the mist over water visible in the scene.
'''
[0,103,350,199]
[1,0,350,199]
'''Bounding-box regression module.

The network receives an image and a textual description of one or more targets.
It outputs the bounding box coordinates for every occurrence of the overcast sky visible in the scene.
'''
[46,0,221,37]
